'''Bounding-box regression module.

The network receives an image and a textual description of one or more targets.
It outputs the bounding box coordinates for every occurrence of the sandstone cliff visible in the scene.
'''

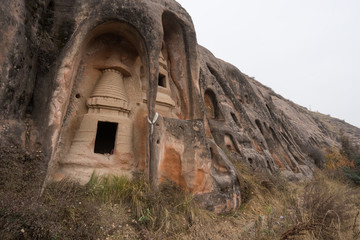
[1,0,359,213]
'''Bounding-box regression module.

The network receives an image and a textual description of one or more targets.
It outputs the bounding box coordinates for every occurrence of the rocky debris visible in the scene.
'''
[1,0,359,213]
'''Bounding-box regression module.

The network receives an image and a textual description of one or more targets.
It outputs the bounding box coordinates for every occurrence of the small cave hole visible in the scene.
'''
[248,158,253,165]
[25,94,34,116]
[269,127,278,141]
[158,74,166,87]
[156,139,160,144]
[255,119,264,135]
[94,121,118,154]
[75,93,81,98]
[209,147,214,159]
[231,112,241,128]
[266,104,273,115]
[245,94,250,104]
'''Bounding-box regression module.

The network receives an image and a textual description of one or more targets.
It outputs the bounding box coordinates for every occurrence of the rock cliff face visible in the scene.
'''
[1,0,359,213]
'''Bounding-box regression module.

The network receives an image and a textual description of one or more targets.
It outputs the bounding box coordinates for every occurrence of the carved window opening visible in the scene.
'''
[158,74,166,87]
[94,121,118,154]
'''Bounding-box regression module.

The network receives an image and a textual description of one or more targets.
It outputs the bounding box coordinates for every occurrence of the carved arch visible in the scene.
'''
[47,21,150,183]
[162,11,201,119]
[204,89,223,120]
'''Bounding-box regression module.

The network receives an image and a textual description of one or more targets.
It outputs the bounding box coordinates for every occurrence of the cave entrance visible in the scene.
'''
[94,121,118,154]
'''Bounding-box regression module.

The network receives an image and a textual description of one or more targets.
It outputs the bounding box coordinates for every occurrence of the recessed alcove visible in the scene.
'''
[269,127,278,141]
[162,10,200,119]
[255,119,264,135]
[141,41,177,117]
[204,89,223,120]
[224,134,239,153]
[231,112,241,128]
[204,91,215,119]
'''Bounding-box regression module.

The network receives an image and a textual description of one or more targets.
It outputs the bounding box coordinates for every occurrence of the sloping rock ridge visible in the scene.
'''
[1,0,359,213]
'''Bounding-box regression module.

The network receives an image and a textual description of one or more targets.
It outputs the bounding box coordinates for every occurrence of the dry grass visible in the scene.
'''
[87,173,213,239]
[280,172,360,240]
[1,147,360,239]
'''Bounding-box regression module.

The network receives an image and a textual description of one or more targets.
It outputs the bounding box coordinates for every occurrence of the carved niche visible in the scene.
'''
[55,32,146,183]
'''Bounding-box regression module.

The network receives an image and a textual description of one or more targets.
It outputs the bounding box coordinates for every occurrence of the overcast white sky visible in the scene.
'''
[176,0,360,128]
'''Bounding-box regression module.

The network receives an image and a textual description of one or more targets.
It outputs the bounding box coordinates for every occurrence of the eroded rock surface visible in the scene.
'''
[1,0,360,213]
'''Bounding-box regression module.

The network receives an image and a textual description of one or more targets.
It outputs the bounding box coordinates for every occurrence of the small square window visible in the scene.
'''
[158,74,166,87]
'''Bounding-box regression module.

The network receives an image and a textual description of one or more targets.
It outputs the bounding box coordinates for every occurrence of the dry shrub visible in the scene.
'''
[281,176,355,240]
[232,162,295,239]
[280,222,324,240]
[235,162,287,203]
[340,136,360,185]
[234,162,254,204]
[325,147,354,171]
[302,143,325,169]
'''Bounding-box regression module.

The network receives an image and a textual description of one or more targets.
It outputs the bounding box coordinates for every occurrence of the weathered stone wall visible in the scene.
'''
[1,0,360,213]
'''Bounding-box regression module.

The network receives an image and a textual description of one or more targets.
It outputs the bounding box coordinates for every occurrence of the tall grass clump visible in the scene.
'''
[281,175,355,240]
[87,173,210,238]
[87,173,150,217]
